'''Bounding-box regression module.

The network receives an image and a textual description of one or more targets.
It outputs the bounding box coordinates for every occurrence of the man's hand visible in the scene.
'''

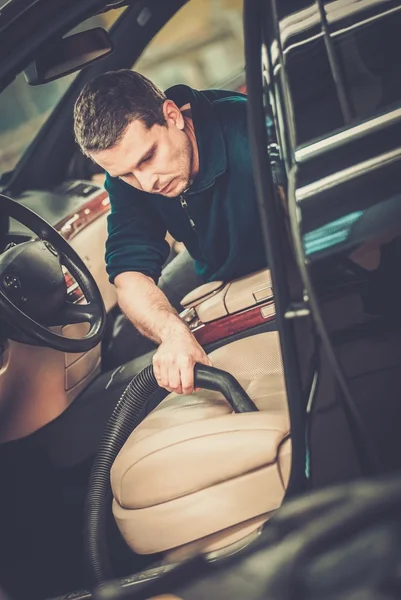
[115,272,212,394]
[153,328,212,395]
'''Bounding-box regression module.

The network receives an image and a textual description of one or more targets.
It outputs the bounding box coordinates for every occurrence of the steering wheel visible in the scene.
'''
[0,193,106,352]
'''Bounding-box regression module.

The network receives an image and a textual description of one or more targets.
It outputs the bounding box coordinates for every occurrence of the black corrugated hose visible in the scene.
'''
[84,364,159,587]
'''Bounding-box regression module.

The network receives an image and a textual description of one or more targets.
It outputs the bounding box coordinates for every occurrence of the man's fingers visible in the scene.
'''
[153,335,211,395]
[158,358,170,390]
[191,354,212,392]
[180,361,194,395]
[154,353,184,393]
[167,362,183,395]
[152,356,162,386]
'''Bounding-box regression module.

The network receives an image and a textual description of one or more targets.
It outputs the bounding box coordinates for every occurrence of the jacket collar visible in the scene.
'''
[165,84,227,195]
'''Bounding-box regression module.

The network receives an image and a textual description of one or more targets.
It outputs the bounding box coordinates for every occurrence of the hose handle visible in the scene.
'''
[194,364,258,413]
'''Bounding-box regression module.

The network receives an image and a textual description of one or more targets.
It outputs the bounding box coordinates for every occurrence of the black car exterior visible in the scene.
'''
[252,0,401,487]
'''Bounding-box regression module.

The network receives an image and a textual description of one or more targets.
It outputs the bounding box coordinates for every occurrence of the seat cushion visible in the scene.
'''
[111,332,291,555]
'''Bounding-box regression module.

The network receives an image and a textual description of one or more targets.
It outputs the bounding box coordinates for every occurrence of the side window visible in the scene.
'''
[329,3,401,122]
[0,8,125,177]
[276,2,401,147]
[279,2,346,147]
[134,0,244,91]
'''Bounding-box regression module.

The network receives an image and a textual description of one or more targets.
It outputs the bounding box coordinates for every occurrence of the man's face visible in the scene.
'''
[90,100,194,197]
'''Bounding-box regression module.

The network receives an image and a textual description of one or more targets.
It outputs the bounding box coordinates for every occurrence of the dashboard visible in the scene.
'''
[3,180,116,308]
[0,180,117,442]
[7,180,108,236]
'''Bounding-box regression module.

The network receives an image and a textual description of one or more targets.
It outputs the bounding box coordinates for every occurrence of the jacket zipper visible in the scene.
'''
[180,194,196,231]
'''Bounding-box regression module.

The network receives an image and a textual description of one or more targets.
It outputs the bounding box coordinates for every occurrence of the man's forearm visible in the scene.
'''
[115,270,211,395]
[114,271,189,344]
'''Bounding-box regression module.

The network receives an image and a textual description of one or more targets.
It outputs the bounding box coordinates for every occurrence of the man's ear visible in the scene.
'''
[162,99,185,130]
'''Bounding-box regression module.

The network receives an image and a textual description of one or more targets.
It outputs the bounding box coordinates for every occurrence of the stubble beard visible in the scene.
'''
[164,136,193,197]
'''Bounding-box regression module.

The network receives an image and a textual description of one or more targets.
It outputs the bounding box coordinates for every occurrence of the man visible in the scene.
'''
[73,70,268,395]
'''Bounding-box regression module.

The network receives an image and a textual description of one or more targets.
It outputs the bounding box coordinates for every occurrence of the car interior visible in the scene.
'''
[0,2,291,599]
[2,1,401,599]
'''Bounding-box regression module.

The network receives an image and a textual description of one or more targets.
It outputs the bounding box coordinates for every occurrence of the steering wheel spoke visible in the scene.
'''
[0,193,106,352]
[50,301,100,326]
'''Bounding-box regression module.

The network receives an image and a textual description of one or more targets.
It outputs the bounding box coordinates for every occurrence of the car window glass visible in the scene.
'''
[329,2,401,123]
[134,0,245,92]
[0,7,125,176]
[281,0,401,148]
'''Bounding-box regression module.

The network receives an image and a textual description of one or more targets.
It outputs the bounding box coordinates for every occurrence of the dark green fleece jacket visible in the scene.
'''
[105,84,268,284]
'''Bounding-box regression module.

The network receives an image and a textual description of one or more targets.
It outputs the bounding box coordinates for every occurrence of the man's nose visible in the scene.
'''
[137,170,159,193]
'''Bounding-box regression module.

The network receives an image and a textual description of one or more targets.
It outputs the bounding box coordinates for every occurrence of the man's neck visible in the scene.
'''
[180,103,199,181]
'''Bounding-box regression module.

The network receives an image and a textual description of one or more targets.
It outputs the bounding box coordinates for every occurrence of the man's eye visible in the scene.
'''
[142,152,153,164]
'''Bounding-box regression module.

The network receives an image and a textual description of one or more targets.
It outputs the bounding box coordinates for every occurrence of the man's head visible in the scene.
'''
[74,70,196,196]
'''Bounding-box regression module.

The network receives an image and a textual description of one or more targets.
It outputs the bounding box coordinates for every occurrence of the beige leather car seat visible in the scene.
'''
[111,331,290,559]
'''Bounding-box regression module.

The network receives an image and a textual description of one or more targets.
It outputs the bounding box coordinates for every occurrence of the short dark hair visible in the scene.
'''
[73,70,167,156]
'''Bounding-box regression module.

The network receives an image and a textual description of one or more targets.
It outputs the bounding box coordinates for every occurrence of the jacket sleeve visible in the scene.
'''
[104,175,170,284]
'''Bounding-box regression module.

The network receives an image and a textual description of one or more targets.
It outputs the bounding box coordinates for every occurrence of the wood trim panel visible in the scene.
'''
[191,301,276,345]
[56,191,110,241]
[54,189,110,300]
